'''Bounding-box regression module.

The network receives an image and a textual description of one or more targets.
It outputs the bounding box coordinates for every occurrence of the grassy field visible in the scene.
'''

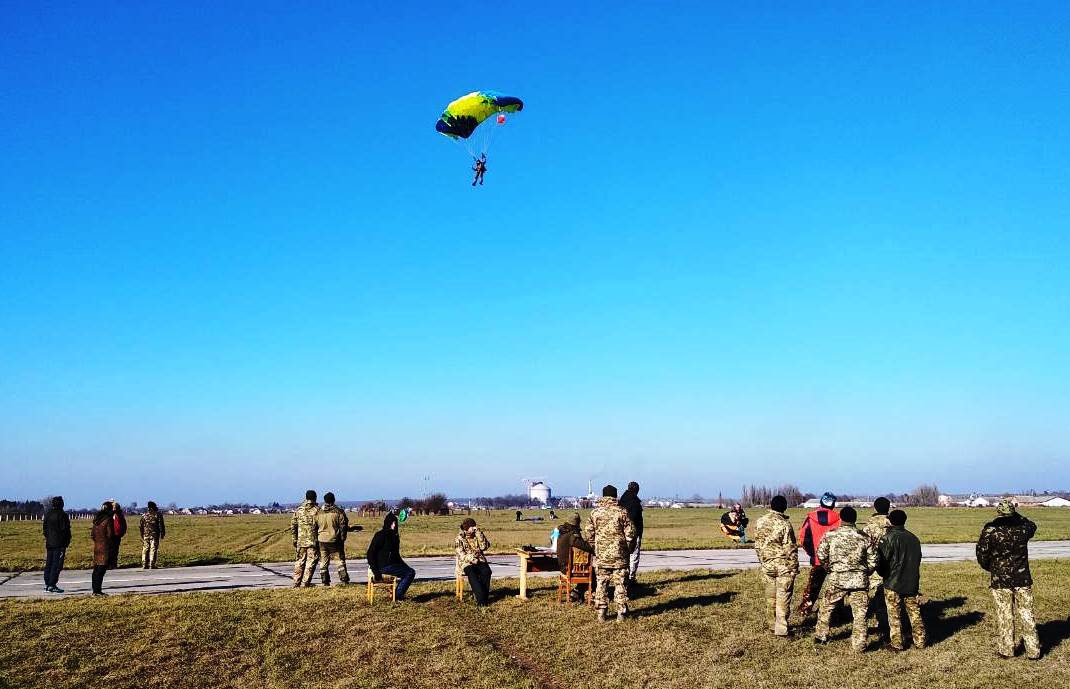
[3,507,1070,572]
[1,559,1069,688]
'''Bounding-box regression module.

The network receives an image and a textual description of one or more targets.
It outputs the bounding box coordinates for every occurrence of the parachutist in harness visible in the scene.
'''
[472,153,487,186]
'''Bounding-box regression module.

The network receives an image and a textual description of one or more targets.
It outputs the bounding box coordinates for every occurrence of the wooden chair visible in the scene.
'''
[557,547,593,605]
[366,567,397,604]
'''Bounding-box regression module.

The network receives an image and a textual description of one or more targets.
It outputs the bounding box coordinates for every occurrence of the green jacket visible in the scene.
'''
[876,525,922,596]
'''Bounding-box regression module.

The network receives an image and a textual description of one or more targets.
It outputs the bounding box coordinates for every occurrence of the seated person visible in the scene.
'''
[455,518,492,606]
[556,514,595,600]
[366,512,416,600]
[720,503,750,543]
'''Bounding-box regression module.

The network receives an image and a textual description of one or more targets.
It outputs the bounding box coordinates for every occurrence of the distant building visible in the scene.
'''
[1015,495,1070,508]
[528,481,552,505]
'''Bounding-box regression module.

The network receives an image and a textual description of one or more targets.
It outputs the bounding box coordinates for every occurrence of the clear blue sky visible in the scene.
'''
[2,3,1069,507]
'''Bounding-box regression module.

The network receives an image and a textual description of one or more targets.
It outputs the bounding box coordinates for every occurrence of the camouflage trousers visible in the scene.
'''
[318,543,349,585]
[141,536,159,569]
[866,573,883,626]
[594,566,628,613]
[992,587,1040,658]
[760,565,796,636]
[293,546,319,586]
[815,586,868,651]
[884,590,926,649]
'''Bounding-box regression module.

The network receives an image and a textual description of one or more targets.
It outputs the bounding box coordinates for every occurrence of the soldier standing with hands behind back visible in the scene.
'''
[976,498,1041,659]
[139,501,166,569]
[813,506,877,652]
[291,490,320,588]
[862,497,892,630]
[315,492,350,586]
[584,484,637,623]
[753,495,799,637]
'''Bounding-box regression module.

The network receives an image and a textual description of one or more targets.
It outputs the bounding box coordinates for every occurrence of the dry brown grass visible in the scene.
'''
[2,560,1069,689]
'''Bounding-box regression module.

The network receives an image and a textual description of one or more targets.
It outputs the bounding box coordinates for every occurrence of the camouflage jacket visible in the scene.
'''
[139,510,165,539]
[976,513,1036,589]
[290,500,320,548]
[455,528,491,569]
[861,513,890,549]
[315,504,349,544]
[583,496,637,568]
[816,522,877,590]
[753,510,798,573]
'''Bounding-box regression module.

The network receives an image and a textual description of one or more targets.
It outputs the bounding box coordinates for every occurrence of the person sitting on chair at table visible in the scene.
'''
[456,518,492,606]
[556,513,595,601]
[367,512,416,600]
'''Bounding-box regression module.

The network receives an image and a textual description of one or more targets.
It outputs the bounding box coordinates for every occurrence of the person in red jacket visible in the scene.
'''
[797,492,841,616]
[107,500,128,570]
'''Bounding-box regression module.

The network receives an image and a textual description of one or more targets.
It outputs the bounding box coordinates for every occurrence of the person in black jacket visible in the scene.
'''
[976,498,1041,659]
[42,496,72,593]
[618,481,644,586]
[876,510,926,650]
[367,512,416,600]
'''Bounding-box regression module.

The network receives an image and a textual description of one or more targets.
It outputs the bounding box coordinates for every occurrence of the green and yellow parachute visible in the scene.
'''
[436,90,523,157]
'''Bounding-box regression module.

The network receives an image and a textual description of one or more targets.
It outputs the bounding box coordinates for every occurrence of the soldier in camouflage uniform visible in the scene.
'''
[583,484,637,622]
[814,506,877,652]
[315,492,350,586]
[753,495,798,637]
[861,496,891,631]
[976,498,1041,659]
[139,501,166,569]
[290,490,320,587]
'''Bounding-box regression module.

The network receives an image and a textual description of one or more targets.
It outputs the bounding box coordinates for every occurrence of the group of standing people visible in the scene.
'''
[42,497,166,595]
[753,492,1042,659]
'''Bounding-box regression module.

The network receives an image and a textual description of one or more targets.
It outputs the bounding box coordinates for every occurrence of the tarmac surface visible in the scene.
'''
[3,541,1069,600]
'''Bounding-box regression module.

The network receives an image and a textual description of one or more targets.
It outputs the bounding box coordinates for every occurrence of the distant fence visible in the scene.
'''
[0,512,94,522]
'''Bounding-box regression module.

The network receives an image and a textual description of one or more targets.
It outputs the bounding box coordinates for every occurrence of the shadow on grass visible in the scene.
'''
[636,591,736,616]
[1039,617,1070,653]
[923,595,967,616]
[921,596,984,645]
[408,590,457,603]
[658,571,735,585]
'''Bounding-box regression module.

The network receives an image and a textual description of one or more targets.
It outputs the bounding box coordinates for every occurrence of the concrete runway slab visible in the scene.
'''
[3,542,1068,600]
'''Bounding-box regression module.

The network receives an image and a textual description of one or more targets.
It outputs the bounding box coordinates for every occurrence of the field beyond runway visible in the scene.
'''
[1,559,1069,689]
[4,506,1070,572]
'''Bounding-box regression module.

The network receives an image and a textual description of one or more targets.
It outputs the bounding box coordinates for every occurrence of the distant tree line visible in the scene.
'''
[397,493,450,515]
[899,484,941,507]
[470,494,543,509]
[739,485,813,508]
[0,499,46,514]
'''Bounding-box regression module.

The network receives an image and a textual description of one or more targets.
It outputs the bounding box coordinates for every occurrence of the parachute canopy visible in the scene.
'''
[435,91,524,140]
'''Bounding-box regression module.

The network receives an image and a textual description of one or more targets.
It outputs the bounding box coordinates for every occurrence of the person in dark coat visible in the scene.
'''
[367,513,417,599]
[876,510,926,650]
[42,496,72,593]
[618,481,644,586]
[90,503,117,595]
[556,513,595,601]
[976,498,1040,659]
